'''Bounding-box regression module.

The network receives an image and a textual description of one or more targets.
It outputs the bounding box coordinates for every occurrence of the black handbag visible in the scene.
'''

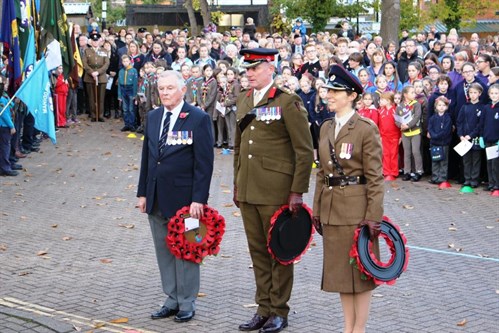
[431,146,445,161]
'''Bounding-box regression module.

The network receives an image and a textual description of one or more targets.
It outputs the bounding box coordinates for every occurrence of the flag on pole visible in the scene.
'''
[38,0,74,77]
[16,57,56,144]
[23,26,36,77]
[0,0,23,94]
[68,22,83,85]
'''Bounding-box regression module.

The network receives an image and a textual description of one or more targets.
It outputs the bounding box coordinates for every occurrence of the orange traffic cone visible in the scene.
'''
[491,190,499,197]
[438,181,452,189]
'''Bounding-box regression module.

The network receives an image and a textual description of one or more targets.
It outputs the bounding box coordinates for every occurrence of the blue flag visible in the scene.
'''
[16,58,57,144]
[23,27,35,77]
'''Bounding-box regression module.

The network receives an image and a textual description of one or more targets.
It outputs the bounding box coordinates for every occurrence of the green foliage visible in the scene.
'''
[271,0,370,32]
[210,10,225,25]
[399,0,421,32]
[270,12,292,35]
[421,0,488,32]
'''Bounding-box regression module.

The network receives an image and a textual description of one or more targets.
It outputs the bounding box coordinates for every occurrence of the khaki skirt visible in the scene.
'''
[322,224,379,293]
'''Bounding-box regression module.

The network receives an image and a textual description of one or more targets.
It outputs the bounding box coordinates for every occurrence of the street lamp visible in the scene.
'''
[102,1,107,30]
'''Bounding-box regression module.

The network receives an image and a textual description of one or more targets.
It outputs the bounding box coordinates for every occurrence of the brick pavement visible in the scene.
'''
[0,117,498,333]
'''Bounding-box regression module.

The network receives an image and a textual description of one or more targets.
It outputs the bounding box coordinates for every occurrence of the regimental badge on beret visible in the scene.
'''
[239,48,278,69]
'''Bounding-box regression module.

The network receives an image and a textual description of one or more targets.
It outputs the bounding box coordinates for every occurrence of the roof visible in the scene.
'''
[63,3,90,15]
[423,20,499,34]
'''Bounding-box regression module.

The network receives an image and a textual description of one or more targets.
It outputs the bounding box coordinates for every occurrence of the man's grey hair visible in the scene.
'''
[158,70,186,90]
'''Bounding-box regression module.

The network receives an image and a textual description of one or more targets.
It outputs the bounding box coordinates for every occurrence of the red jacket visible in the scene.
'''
[378,105,400,139]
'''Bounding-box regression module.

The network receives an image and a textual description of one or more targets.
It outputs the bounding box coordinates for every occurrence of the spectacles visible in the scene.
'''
[406,44,416,47]
[462,70,474,74]
[475,60,484,64]
[429,71,439,74]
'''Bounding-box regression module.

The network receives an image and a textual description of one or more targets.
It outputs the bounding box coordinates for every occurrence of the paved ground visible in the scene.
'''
[1,117,498,333]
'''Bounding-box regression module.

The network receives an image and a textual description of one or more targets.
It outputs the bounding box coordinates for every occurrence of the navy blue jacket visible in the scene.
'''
[479,103,499,143]
[298,88,317,122]
[456,102,483,138]
[137,102,214,218]
[427,89,456,121]
[454,79,489,122]
[428,112,453,146]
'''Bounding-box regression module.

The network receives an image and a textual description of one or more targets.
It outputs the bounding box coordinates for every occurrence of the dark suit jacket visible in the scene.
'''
[137,102,214,218]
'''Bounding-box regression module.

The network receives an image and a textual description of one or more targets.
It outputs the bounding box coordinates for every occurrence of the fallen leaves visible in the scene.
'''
[18,271,31,276]
[402,204,414,210]
[197,292,207,297]
[232,211,241,217]
[62,236,73,241]
[36,250,48,256]
[118,224,135,229]
[109,317,128,324]
[243,303,258,308]
[448,227,458,231]
[51,224,58,228]
[100,259,113,264]
[0,244,7,251]
[456,319,467,326]
[222,189,231,194]
[223,203,234,207]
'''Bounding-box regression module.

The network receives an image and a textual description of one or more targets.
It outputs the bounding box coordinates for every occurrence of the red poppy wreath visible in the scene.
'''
[349,216,409,285]
[166,205,225,264]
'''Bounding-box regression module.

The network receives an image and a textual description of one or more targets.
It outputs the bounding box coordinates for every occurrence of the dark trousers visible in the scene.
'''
[0,127,12,172]
[486,142,499,189]
[431,145,449,182]
[11,111,24,156]
[21,113,35,150]
[120,86,136,128]
[85,82,106,119]
[77,86,87,115]
[462,149,481,184]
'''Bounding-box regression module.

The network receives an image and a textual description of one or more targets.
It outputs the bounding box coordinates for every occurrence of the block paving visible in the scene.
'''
[1,118,498,332]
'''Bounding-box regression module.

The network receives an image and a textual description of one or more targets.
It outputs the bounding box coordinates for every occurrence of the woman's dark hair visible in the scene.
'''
[440,55,455,72]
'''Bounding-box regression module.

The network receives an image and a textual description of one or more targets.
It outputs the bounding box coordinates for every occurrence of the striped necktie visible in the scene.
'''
[158,111,172,153]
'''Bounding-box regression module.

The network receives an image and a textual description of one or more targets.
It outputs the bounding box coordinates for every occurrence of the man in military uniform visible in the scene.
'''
[82,33,109,121]
[233,48,313,333]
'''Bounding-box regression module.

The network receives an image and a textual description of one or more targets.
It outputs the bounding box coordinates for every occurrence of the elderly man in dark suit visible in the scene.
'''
[137,70,214,323]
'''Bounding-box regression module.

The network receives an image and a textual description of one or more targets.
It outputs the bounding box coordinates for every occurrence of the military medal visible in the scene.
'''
[182,131,188,145]
[345,143,353,159]
[270,107,276,120]
[187,132,193,145]
[167,132,173,145]
[275,107,282,120]
[339,143,348,159]
[176,132,182,145]
[495,112,498,119]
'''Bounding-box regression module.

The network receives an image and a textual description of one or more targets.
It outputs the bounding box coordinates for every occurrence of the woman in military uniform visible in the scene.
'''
[82,33,110,121]
[312,65,384,333]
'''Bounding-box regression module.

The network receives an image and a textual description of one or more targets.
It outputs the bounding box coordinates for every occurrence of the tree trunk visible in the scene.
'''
[184,0,198,37]
[199,0,211,29]
[380,0,401,47]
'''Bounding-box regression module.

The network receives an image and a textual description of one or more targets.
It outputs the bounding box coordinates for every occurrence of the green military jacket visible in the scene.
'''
[233,84,314,205]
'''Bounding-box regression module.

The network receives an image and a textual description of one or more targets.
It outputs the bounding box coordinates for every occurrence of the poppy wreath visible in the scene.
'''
[267,204,314,265]
[166,205,225,264]
[349,216,409,285]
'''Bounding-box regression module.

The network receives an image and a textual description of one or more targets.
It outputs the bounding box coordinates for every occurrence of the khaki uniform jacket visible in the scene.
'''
[313,113,384,225]
[234,85,314,205]
[82,47,110,84]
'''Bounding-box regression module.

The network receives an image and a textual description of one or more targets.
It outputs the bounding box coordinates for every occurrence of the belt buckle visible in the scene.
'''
[324,176,330,187]
[339,178,347,189]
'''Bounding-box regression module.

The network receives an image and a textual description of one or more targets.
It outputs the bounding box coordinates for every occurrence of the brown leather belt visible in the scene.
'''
[324,175,367,187]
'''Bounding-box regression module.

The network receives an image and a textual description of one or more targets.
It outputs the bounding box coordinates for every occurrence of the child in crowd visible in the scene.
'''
[52,65,69,128]
[456,83,484,188]
[136,62,158,134]
[382,61,403,92]
[378,92,401,180]
[357,92,379,126]
[427,74,455,120]
[368,75,390,106]
[286,76,300,92]
[185,65,203,106]
[394,92,402,106]
[427,96,453,184]
[67,76,79,124]
[403,61,423,87]
[215,73,228,148]
[396,85,424,181]
[479,83,499,191]
[197,64,218,142]
[239,74,249,91]
[358,68,374,92]
[118,55,139,132]
[298,74,317,162]
[414,79,430,174]
[0,81,17,176]
[224,67,240,149]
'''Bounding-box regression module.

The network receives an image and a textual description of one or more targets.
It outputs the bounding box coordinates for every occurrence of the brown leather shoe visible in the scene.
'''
[259,315,288,333]
[239,313,269,331]
[15,151,27,158]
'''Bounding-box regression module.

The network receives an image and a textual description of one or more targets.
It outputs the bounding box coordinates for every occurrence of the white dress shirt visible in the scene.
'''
[159,100,185,140]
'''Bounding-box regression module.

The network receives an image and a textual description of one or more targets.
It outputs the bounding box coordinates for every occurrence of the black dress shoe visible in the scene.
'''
[11,164,23,170]
[0,170,19,176]
[411,173,422,182]
[30,147,40,152]
[259,315,288,333]
[98,118,105,122]
[120,126,129,132]
[239,314,269,331]
[173,310,195,322]
[91,118,97,122]
[402,174,412,181]
[150,306,178,319]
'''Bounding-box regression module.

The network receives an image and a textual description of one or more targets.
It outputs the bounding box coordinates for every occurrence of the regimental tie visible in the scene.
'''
[158,111,172,153]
